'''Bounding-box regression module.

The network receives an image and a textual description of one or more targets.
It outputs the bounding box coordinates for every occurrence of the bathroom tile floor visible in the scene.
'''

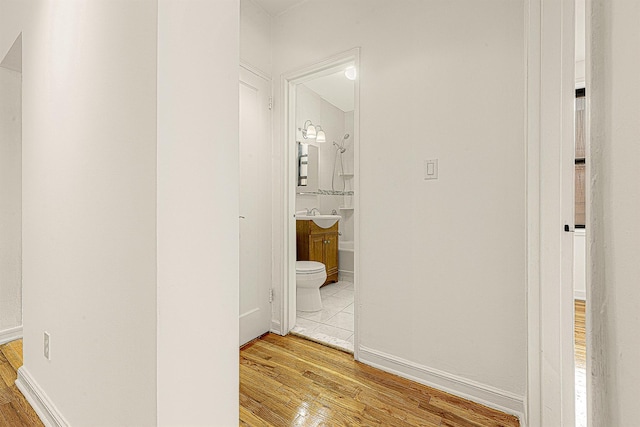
[293,280,354,353]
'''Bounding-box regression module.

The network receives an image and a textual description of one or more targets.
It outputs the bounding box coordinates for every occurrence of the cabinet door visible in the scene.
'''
[324,233,339,276]
[309,234,325,263]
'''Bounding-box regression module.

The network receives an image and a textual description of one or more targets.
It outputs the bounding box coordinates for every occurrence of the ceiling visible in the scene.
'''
[303,70,355,112]
[252,0,307,16]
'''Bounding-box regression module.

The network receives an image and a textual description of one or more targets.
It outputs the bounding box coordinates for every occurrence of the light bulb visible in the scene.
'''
[305,124,316,139]
[316,129,326,143]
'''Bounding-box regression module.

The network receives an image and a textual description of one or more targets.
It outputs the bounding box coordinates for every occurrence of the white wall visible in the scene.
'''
[575,0,586,88]
[0,65,21,333]
[157,0,239,425]
[0,1,23,60]
[589,0,640,424]
[1,0,241,424]
[341,111,355,241]
[240,0,272,77]
[4,1,159,425]
[273,0,527,405]
[295,85,323,214]
[574,230,586,300]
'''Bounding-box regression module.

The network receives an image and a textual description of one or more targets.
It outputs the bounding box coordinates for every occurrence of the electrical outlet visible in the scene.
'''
[44,332,50,360]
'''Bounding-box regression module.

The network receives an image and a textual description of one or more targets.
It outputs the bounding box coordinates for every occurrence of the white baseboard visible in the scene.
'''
[574,290,586,301]
[0,325,22,345]
[358,346,525,424]
[338,270,354,282]
[270,319,282,335]
[15,367,69,427]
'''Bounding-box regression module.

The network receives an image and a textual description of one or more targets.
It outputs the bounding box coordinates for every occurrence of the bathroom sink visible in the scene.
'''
[296,214,341,228]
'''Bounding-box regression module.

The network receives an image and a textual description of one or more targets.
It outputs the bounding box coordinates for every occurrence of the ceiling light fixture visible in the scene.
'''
[344,65,357,81]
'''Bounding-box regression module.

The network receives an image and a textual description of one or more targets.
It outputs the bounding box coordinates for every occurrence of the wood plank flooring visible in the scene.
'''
[575,299,586,369]
[0,340,43,427]
[240,333,520,427]
[574,299,587,426]
[0,309,587,427]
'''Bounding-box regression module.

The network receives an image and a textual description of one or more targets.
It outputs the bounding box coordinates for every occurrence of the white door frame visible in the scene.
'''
[279,48,360,357]
[526,0,576,426]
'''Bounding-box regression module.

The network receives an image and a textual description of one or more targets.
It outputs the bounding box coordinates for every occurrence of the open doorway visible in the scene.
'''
[291,65,356,352]
[0,34,22,345]
[281,49,359,355]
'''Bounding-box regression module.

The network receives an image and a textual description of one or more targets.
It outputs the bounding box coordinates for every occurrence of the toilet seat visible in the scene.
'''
[296,261,325,274]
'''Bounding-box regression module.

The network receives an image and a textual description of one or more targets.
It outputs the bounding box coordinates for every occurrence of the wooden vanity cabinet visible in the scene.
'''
[296,220,339,286]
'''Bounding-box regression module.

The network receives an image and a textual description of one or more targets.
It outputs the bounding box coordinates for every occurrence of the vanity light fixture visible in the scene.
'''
[344,65,357,81]
[316,126,326,143]
[301,120,317,139]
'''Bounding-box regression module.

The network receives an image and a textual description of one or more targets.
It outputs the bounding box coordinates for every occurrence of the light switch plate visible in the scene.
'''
[424,159,438,180]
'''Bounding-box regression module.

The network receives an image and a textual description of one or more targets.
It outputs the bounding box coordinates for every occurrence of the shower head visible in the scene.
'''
[343,134,350,140]
[333,141,347,153]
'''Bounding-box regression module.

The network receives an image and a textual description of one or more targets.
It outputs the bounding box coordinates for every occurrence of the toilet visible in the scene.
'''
[296,261,327,312]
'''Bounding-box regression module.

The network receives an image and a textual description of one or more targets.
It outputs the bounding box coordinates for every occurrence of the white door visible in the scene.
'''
[239,67,272,346]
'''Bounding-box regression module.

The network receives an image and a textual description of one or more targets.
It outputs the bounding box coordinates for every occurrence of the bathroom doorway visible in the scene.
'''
[281,49,360,355]
[0,34,23,345]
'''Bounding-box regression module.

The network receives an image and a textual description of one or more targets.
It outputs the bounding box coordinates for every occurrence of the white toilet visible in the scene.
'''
[296,261,327,312]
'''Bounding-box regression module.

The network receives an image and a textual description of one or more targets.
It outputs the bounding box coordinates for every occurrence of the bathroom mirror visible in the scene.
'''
[298,142,308,186]
[297,142,318,191]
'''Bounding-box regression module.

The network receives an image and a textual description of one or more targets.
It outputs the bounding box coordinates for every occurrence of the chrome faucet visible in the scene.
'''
[307,208,321,216]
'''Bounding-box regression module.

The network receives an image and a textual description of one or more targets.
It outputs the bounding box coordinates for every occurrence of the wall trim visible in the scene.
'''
[338,270,354,282]
[0,325,22,345]
[526,0,576,425]
[525,0,542,425]
[240,60,271,82]
[270,319,283,336]
[359,346,525,423]
[574,290,586,301]
[15,367,69,427]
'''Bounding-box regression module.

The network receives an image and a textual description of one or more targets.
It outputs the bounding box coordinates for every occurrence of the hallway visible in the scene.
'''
[240,334,520,426]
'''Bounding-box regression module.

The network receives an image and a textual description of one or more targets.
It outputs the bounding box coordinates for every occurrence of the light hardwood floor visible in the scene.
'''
[240,333,520,427]
[575,299,586,369]
[0,309,587,427]
[0,340,43,426]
